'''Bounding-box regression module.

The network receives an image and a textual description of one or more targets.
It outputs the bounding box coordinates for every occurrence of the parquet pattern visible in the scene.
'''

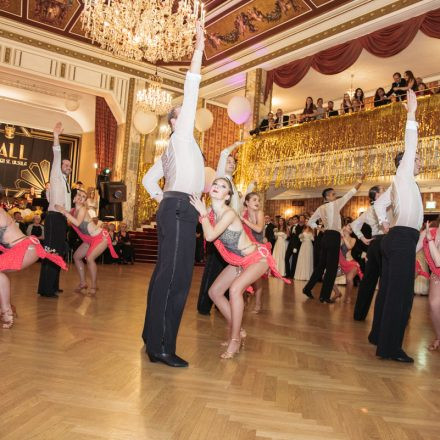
[1,265,440,440]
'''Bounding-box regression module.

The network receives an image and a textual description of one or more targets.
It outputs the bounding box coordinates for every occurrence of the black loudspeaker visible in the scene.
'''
[99,200,123,221]
[103,181,127,203]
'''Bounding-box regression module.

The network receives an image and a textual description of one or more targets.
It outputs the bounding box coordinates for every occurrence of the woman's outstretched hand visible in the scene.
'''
[190,194,208,217]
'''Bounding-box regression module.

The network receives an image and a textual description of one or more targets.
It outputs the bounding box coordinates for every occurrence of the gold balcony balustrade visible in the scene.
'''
[236,94,440,190]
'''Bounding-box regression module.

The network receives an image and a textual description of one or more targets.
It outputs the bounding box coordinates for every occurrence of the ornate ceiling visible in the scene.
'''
[0,0,352,66]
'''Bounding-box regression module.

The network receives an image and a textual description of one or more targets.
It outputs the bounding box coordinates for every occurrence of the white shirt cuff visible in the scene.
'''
[406,120,419,130]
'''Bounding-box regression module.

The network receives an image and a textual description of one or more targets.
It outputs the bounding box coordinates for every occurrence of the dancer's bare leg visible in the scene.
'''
[225,260,268,356]
[85,239,108,292]
[208,265,237,327]
[73,243,89,290]
[344,268,358,303]
[428,278,440,350]
[252,278,263,313]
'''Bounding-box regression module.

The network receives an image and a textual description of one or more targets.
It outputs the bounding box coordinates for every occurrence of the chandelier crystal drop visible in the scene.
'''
[136,75,173,115]
[81,0,205,62]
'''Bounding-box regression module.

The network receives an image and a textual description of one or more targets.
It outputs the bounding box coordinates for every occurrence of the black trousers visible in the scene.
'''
[285,237,301,278]
[142,192,198,355]
[369,226,419,357]
[304,230,340,300]
[38,211,67,295]
[353,235,383,321]
[197,244,228,314]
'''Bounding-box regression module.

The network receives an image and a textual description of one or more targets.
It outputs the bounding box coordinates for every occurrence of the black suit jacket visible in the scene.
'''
[265,222,275,247]
[275,115,289,127]
[386,78,407,99]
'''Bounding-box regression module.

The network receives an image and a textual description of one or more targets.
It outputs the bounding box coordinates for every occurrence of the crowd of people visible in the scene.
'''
[252,71,438,133]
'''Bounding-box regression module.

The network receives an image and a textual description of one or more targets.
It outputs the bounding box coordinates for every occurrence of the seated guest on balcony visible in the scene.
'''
[352,88,365,112]
[416,77,423,87]
[340,93,352,114]
[374,88,390,107]
[393,70,418,94]
[117,222,134,264]
[268,116,276,130]
[386,72,407,101]
[327,100,339,117]
[258,111,274,132]
[315,98,325,120]
[301,97,317,122]
[289,113,297,126]
[416,82,433,96]
[26,215,44,243]
[274,108,289,128]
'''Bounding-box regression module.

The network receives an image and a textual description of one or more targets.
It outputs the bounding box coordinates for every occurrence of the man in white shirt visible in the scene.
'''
[38,122,71,298]
[303,178,363,303]
[369,90,422,363]
[351,185,388,321]
[141,23,205,368]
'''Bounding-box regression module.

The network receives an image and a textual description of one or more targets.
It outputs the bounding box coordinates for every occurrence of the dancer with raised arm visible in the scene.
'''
[0,204,66,328]
[241,192,265,313]
[55,189,118,296]
[37,122,71,298]
[141,23,205,368]
[369,90,422,363]
[190,178,289,359]
[351,185,389,320]
[418,220,440,351]
[303,177,363,303]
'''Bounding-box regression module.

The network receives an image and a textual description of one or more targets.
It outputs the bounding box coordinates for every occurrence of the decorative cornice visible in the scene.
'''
[0,28,183,90]
[201,0,423,87]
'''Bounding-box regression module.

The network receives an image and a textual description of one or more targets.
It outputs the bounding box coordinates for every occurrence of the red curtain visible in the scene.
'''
[265,8,440,101]
[95,97,117,173]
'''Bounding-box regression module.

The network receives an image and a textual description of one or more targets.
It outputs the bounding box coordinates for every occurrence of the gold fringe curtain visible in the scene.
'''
[236,94,440,190]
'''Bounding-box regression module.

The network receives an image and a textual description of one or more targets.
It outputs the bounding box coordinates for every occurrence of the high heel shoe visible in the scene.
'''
[428,339,440,351]
[1,308,14,329]
[221,328,247,347]
[86,287,97,297]
[11,304,18,318]
[74,283,88,293]
[220,338,241,359]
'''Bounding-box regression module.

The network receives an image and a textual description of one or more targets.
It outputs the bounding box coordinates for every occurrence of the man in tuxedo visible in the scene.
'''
[386,72,407,101]
[285,215,300,278]
[264,215,276,251]
[274,108,289,128]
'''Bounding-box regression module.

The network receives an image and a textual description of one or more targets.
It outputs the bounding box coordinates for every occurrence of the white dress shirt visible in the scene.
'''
[48,144,71,212]
[374,121,423,230]
[308,187,357,231]
[142,68,205,199]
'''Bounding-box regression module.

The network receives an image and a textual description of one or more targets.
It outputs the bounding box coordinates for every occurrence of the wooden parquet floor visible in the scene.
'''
[1,264,440,440]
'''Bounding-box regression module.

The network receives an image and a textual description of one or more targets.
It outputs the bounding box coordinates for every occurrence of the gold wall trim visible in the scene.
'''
[121,78,135,178]
[201,0,423,87]
[0,28,183,90]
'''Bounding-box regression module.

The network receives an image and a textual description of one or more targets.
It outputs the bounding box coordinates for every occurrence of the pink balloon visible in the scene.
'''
[204,167,216,193]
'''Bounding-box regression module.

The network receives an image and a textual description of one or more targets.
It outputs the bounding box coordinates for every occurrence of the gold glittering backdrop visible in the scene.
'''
[236,94,440,190]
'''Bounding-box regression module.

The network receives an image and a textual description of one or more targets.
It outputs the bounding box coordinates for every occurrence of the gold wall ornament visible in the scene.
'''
[81,0,205,63]
[135,162,159,227]
[235,94,440,190]
[4,125,16,139]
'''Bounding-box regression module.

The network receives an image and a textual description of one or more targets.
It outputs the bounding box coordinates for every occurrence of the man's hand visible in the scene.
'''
[360,237,373,246]
[382,221,390,234]
[403,89,417,119]
[53,122,63,138]
[354,174,365,190]
[195,21,205,51]
[54,204,65,215]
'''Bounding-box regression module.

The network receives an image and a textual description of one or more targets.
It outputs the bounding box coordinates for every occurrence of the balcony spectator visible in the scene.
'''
[352,88,365,112]
[397,70,418,93]
[274,108,289,128]
[315,98,325,120]
[385,72,407,101]
[416,82,433,96]
[340,93,352,114]
[327,100,339,117]
[301,97,317,122]
[373,87,391,107]
[259,111,273,132]
[289,113,297,125]
[416,77,423,87]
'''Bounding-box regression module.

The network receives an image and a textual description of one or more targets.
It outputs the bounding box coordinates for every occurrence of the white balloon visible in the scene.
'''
[227,96,251,125]
[195,108,214,132]
[65,99,80,112]
[133,110,158,134]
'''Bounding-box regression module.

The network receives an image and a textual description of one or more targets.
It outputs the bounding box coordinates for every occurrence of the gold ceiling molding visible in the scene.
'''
[201,0,423,87]
[0,28,183,91]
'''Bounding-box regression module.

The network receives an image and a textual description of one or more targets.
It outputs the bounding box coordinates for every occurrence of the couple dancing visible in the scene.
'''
[142,23,288,367]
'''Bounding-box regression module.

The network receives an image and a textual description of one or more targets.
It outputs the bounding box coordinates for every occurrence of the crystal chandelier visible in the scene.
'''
[346,73,355,99]
[137,74,173,115]
[81,0,205,62]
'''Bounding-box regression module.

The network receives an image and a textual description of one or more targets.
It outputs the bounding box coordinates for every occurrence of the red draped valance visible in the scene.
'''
[95,97,117,173]
[264,8,440,101]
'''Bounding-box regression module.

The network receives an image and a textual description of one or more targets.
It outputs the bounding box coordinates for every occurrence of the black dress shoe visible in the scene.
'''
[56,289,63,293]
[319,298,335,304]
[39,293,59,298]
[198,310,211,316]
[381,350,414,363]
[147,352,189,367]
[302,288,314,299]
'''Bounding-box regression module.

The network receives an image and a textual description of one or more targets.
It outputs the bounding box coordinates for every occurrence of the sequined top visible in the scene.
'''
[0,225,7,246]
[252,229,264,243]
[78,220,90,236]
